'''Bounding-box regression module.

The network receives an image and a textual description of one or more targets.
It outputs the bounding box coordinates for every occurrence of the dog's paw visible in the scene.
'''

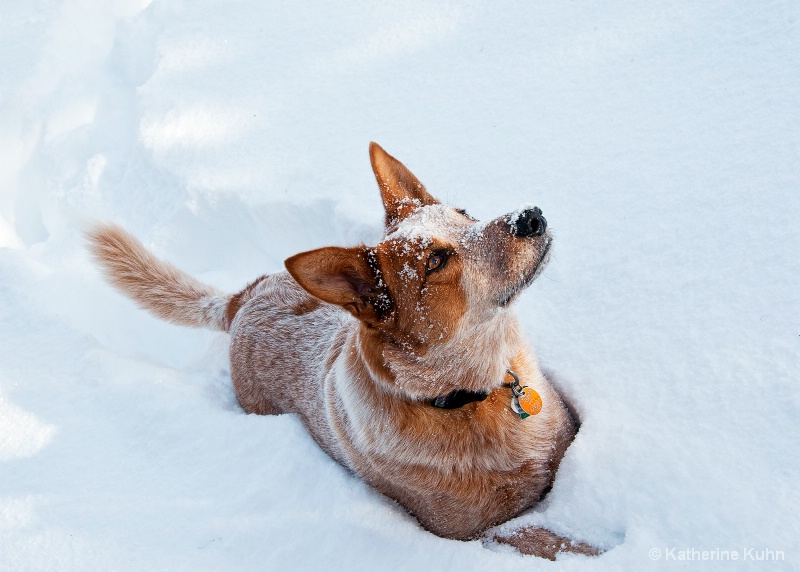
[489,526,601,560]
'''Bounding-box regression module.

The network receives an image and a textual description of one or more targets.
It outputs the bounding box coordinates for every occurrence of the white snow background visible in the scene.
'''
[1,1,798,570]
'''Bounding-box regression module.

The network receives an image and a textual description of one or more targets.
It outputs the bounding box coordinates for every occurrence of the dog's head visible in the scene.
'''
[285,143,551,398]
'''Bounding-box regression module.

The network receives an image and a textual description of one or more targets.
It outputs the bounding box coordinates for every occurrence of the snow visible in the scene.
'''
[1,1,798,570]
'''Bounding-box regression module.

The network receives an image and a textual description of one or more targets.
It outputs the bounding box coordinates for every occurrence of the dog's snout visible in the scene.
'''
[512,207,547,237]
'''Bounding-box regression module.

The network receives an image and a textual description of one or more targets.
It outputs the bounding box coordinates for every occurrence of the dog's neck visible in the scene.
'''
[357,311,523,402]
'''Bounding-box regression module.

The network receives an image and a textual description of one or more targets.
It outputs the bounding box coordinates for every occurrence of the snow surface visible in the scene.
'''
[1,1,799,570]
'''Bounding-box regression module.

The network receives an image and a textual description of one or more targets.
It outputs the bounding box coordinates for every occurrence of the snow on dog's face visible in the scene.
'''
[285,143,551,398]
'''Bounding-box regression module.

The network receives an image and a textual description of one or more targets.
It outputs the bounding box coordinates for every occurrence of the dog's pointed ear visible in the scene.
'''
[369,142,440,227]
[285,246,391,323]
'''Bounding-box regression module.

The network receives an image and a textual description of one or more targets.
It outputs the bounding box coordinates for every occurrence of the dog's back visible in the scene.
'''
[227,273,358,466]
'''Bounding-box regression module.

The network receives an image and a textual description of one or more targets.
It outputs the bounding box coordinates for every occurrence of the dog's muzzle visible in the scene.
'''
[511,207,547,237]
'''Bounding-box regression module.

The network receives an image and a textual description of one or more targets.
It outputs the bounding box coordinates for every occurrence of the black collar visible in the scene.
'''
[430,388,490,409]
[429,368,520,410]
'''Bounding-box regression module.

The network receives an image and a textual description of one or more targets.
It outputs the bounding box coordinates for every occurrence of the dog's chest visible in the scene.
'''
[336,392,562,538]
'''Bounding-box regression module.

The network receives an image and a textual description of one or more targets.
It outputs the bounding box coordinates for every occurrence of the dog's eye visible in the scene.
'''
[427,255,443,271]
[426,251,448,273]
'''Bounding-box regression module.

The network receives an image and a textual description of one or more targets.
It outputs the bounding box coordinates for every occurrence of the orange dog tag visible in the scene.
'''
[507,368,542,419]
[517,387,542,416]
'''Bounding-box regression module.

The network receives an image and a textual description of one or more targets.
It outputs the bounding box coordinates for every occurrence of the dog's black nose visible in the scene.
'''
[511,207,547,237]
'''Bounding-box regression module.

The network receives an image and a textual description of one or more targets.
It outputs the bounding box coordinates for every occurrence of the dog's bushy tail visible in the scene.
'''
[86,223,231,332]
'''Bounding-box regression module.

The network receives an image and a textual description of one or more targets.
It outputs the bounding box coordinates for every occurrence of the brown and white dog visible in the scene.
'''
[87,143,596,560]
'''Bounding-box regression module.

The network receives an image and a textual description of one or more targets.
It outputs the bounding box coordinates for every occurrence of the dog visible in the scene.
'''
[87,143,597,560]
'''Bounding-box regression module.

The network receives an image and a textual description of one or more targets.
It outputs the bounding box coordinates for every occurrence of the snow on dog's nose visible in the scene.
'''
[510,207,547,237]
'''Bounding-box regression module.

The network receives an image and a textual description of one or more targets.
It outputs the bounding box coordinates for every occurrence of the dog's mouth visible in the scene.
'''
[498,239,551,307]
